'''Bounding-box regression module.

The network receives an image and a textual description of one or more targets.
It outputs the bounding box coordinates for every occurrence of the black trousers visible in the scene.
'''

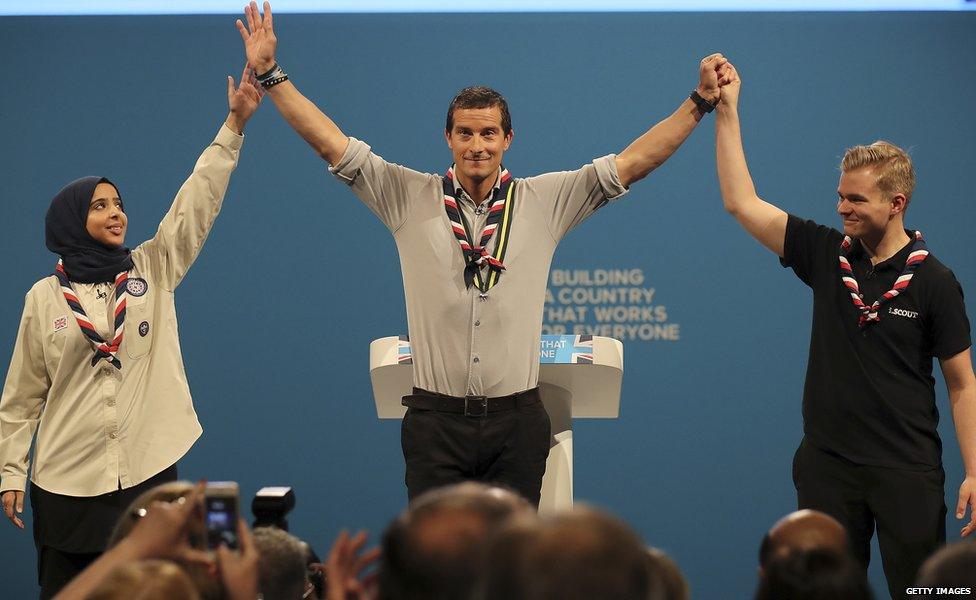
[401,389,551,507]
[793,439,946,600]
[31,464,178,599]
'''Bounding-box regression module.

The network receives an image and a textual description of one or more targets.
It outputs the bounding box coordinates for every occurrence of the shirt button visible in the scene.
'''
[473,357,480,363]
[109,432,117,439]
[107,399,116,407]
[475,320,481,327]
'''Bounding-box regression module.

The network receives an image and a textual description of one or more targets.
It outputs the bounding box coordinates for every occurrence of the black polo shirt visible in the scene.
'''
[782,215,971,470]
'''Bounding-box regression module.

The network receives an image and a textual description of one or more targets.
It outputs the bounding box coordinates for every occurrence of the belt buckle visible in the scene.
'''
[463,395,488,418]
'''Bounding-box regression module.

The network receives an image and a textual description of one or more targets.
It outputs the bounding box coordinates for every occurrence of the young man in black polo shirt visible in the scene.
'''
[714,68,976,598]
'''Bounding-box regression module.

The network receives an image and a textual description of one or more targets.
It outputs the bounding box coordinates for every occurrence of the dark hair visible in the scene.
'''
[446,86,512,136]
[525,508,652,600]
[755,549,873,600]
[379,483,531,600]
[479,506,653,600]
[916,541,976,589]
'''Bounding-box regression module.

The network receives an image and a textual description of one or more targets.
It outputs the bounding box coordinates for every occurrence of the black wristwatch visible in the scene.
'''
[689,89,718,113]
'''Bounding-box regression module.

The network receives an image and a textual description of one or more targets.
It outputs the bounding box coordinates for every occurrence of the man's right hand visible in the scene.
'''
[236,1,277,74]
[1,490,25,529]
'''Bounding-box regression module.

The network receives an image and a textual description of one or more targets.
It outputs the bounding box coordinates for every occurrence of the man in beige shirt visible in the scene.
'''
[237,2,733,505]
[0,68,263,598]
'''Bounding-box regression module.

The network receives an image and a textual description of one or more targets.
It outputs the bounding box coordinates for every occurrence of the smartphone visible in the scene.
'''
[205,481,239,550]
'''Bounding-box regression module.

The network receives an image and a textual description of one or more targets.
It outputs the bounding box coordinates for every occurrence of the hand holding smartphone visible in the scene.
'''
[205,481,240,550]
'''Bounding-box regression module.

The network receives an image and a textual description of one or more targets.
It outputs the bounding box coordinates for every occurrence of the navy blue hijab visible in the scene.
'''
[45,176,134,283]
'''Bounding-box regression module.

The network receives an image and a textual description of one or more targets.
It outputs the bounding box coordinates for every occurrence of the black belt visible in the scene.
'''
[402,387,539,418]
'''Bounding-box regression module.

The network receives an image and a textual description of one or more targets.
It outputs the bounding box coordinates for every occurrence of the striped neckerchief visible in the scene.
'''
[838,231,928,327]
[443,165,517,293]
[55,259,129,369]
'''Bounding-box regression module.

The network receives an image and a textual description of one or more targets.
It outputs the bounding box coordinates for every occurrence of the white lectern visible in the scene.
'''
[369,334,623,514]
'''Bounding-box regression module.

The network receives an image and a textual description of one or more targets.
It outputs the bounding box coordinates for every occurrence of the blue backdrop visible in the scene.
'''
[1,11,974,599]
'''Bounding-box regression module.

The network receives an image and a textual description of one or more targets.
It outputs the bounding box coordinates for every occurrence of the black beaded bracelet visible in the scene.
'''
[689,89,717,114]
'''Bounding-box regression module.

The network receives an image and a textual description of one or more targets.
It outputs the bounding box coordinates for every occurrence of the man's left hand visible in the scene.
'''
[957,475,976,537]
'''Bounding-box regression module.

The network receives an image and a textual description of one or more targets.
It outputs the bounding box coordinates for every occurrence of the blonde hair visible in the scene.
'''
[840,140,915,205]
[84,560,200,600]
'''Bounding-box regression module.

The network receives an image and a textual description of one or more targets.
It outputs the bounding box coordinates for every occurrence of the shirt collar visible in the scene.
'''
[451,165,503,205]
[850,229,916,272]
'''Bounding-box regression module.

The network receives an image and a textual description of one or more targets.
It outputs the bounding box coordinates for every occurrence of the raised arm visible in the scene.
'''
[225,62,265,134]
[615,54,733,189]
[940,347,976,537]
[714,66,788,257]
[137,68,262,290]
[237,1,349,165]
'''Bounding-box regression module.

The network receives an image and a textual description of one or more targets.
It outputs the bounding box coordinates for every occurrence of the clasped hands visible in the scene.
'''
[697,53,739,107]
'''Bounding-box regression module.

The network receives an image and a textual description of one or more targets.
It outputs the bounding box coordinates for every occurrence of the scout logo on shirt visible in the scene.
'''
[888,307,919,320]
[126,278,148,297]
[139,321,150,337]
[53,315,68,333]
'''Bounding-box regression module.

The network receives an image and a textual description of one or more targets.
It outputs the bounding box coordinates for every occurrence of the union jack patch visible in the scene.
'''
[53,316,68,332]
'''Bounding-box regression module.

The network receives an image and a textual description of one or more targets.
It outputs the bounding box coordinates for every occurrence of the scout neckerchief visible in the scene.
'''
[55,260,129,369]
[443,165,516,293]
[838,231,928,328]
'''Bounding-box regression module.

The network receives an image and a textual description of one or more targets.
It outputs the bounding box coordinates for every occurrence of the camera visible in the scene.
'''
[252,486,296,530]
[250,486,324,599]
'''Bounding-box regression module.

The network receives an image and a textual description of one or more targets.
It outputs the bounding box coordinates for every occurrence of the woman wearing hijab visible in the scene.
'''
[0,67,263,598]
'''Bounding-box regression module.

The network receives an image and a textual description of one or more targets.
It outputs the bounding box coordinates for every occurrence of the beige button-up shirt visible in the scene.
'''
[0,124,243,497]
[331,138,627,398]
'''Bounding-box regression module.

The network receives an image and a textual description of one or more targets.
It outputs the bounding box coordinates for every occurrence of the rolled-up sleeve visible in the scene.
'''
[329,137,436,233]
[593,154,629,201]
[329,136,372,184]
[523,154,630,243]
